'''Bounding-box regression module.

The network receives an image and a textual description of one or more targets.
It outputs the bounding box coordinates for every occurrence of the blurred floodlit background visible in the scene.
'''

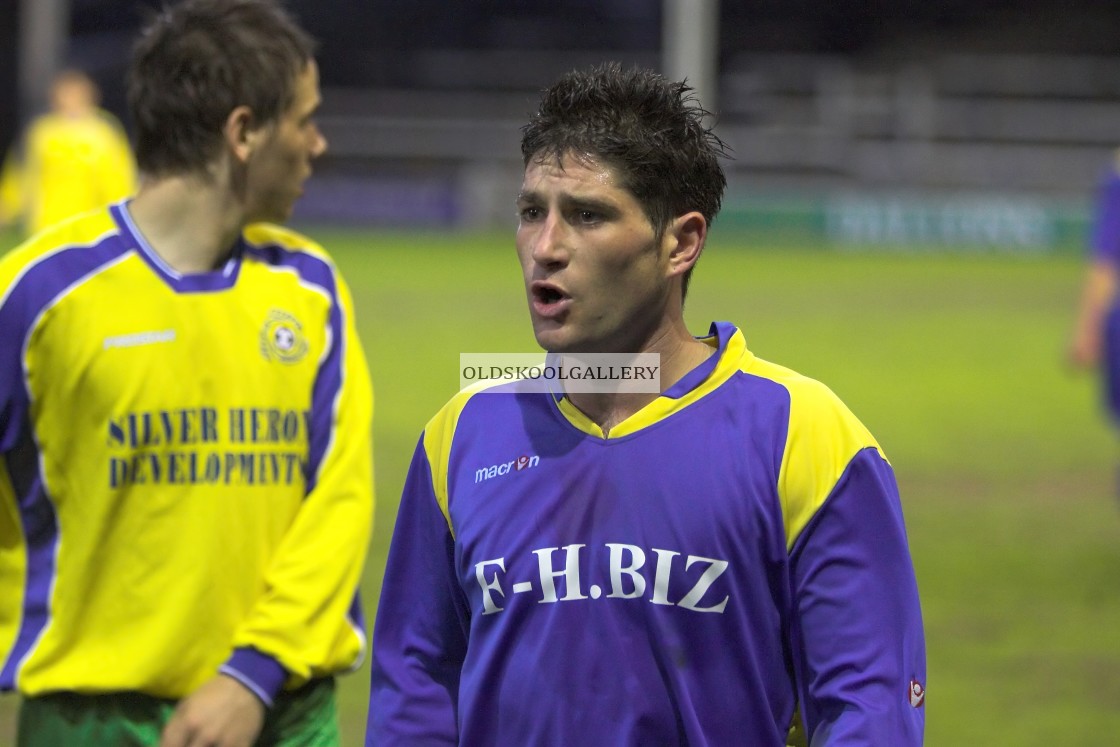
[4,0,1120,245]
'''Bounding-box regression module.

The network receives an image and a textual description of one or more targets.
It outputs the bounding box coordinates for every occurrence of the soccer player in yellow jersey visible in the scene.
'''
[0,69,137,237]
[0,1,374,745]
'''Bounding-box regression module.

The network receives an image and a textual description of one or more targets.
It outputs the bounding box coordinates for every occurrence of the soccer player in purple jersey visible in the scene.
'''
[367,63,925,746]
[1070,153,1120,421]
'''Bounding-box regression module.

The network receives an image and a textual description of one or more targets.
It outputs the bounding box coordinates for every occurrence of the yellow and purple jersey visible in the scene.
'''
[0,203,373,704]
[368,322,924,745]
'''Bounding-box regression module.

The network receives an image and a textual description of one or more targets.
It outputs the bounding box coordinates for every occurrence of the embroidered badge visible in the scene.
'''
[260,309,308,364]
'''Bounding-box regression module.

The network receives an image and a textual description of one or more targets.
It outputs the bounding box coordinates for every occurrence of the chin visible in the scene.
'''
[532,318,605,354]
[532,328,568,354]
[534,334,595,355]
[273,203,296,222]
[250,199,296,224]
[532,334,559,353]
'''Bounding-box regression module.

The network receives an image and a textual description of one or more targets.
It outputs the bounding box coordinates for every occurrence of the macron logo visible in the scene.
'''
[475,454,540,483]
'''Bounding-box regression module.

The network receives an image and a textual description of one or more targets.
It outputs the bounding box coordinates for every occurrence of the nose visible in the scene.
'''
[310,126,328,159]
[528,213,568,268]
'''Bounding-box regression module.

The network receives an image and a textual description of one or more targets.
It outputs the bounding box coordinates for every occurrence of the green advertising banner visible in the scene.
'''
[719,191,1091,255]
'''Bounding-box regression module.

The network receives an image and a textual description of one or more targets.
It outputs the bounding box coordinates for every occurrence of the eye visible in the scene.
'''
[519,205,543,222]
[576,209,601,225]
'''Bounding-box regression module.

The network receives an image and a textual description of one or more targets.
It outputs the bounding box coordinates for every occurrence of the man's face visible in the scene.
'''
[244,61,327,223]
[515,153,674,354]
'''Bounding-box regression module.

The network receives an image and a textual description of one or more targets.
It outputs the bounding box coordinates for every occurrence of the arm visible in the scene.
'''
[1070,171,1120,368]
[1068,259,1118,368]
[0,252,31,681]
[209,271,374,707]
[366,438,470,745]
[788,448,925,745]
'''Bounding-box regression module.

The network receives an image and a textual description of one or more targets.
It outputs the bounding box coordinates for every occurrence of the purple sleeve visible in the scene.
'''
[366,437,470,746]
[788,447,926,745]
[219,648,287,707]
[1091,172,1120,263]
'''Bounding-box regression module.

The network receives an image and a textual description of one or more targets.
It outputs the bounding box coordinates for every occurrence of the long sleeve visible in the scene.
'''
[0,244,35,677]
[223,269,375,704]
[366,437,470,745]
[788,447,926,745]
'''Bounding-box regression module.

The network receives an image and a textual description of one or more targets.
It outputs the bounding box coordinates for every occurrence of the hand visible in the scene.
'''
[159,674,267,747]
[1068,329,1101,369]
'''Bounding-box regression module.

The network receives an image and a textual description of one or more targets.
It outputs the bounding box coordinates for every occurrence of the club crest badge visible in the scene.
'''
[260,309,308,364]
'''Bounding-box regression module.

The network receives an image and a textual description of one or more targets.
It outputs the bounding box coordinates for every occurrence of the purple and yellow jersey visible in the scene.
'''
[0,203,373,703]
[367,322,925,746]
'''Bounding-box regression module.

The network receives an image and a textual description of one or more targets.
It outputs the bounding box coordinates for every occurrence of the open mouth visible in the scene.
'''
[531,281,570,317]
[535,285,564,304]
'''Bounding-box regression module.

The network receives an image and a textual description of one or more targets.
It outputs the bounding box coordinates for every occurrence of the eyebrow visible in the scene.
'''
[516,190,618,214]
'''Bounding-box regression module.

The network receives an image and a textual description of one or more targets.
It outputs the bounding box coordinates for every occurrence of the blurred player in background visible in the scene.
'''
[1069,152,1120,426]
[0,68,137,237]
[366,63,925,746]
[0,1,373,745]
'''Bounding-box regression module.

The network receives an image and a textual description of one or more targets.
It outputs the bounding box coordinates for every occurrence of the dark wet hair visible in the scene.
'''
[521,63,729,297]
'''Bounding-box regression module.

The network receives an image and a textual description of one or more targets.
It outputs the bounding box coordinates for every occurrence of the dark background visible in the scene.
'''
[4,0,1120,152]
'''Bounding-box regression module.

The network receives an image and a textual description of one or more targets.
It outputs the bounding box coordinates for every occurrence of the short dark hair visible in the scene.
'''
[520,63,728,295]
[127,0,316,176]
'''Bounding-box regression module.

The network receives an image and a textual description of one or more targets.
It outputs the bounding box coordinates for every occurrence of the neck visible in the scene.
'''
[128,173,248,274]
[564,320,714,436]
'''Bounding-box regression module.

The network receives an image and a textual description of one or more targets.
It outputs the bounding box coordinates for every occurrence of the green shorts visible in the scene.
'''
[16,676,339,747]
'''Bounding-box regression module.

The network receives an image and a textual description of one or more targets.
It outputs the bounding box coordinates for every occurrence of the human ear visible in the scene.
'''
[223,105,263,164]
[666,212,707,278]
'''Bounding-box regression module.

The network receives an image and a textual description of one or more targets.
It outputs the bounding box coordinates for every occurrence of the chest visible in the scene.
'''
[445,405,789,618]
[22,263,327,450]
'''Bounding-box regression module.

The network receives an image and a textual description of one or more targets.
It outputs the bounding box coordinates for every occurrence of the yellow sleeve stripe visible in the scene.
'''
[745,357,886,552]
[420,381,502,537]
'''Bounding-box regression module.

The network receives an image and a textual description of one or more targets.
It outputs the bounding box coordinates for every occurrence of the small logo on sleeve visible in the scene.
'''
[259,309,308,364]
[908,679,925,708]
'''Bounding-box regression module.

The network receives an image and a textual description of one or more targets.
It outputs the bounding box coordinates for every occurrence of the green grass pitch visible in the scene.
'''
[2,225,1120,744]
